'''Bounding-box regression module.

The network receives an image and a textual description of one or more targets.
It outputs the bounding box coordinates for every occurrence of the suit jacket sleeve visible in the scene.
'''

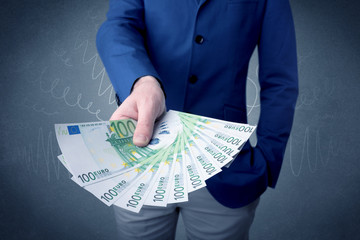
[256,0,299,187]
[96,0,161,102]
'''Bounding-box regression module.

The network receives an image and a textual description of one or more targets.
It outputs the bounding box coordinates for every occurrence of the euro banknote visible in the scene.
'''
[55,110,256,213]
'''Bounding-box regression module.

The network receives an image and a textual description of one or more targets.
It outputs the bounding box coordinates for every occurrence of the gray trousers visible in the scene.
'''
[113,187,260,240]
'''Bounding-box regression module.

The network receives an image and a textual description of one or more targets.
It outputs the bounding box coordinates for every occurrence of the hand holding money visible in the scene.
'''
[110,75,166,147]
[55,110,256,213]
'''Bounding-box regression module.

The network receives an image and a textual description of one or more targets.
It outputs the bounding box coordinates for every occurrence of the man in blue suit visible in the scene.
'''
[97,0,298,239]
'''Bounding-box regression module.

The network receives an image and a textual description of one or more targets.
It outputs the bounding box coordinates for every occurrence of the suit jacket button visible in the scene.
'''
[189,75,198,84]
[195,35,204,44]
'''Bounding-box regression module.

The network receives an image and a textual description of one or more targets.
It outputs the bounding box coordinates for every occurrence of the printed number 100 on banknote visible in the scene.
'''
[55,115,181,187]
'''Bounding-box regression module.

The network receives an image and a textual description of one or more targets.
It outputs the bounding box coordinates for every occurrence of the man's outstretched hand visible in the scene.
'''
[110,76,166,147]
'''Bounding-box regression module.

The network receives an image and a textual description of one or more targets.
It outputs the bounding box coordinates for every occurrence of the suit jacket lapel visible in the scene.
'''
[195,0,208,7]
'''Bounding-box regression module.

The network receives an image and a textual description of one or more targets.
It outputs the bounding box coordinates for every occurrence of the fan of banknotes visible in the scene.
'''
[55,110,256,213]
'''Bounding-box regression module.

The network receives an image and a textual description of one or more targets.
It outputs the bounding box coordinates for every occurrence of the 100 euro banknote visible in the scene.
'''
[55,110,256,212]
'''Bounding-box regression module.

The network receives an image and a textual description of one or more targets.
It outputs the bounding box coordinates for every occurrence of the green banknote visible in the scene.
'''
[55,110,256,212]
[55,115,181,187]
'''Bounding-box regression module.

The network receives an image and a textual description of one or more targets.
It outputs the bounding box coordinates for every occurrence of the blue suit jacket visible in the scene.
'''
[97,0,299,208]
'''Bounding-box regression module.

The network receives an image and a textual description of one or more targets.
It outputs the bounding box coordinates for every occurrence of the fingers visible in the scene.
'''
[109,95,163,147]
[110,76,166,147]
[109,99,137,121]
[133,103,157,147]
[109,107,127,121]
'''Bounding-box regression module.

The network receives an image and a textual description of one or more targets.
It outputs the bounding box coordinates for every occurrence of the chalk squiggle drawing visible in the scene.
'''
[73,30,116,105]
[288,126,339,177]
[18,98,59,116]
[32,67,103,121]
[15,128,67,182]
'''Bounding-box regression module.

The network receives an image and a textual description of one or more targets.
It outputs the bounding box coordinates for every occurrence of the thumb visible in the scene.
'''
[133,108,157,147]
